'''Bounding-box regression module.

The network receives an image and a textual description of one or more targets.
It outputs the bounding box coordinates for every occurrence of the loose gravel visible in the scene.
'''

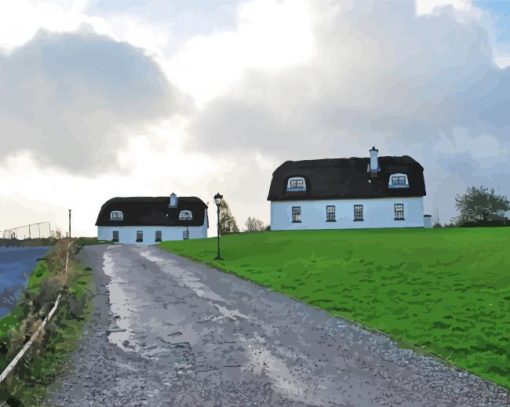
[45,245,509,407]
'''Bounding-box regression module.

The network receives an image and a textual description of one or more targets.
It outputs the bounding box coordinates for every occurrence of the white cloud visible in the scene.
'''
[0,0,88,50]
[415,0,479,18]
[494,51,510,68]
[167,0,315,106]
[184,0,510,223]
[0,29,178,173]
[0,125,225,236]
[1,0,510,234]
[433,129,506,161]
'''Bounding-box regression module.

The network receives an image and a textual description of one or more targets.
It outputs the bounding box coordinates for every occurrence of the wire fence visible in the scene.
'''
[0,222,52,242]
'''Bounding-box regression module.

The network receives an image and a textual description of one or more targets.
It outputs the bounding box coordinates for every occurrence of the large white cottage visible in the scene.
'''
[268,147,429,230]
[96,193,208,244]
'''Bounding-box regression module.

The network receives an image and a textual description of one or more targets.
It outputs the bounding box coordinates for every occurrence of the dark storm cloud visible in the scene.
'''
[0,28,179,173]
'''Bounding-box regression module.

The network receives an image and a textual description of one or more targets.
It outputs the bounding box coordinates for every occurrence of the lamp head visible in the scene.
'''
[214,193,223,207]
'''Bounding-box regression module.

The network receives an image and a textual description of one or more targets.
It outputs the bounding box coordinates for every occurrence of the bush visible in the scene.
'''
[65,293,87,321]
[459,219,509,227]
[32,279,62,317]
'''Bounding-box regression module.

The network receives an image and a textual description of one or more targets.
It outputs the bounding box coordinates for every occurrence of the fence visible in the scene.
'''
[1,222,52,241]
[0,222,53,246]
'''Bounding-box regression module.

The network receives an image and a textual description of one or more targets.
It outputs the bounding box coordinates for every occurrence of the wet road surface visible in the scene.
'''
[46,245,509,406]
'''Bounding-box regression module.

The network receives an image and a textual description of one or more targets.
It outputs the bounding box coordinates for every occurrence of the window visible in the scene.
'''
[394,203,405,220]
[136,230,143,242]
[110,210,124,221]
[112,231,119,243]
[388,173,409,188]
[354,205,364,221]
[287,177,306,191]
[326,205,336,222]
[292,206,302,223]
[179,210,193,221]
[183,229,190,240]
[155,231,162,242]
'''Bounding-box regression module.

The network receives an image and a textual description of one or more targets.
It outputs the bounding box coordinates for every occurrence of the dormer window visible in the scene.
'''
[287,177,306,191]
[388,173,409,188]
[110,210,124,221]
[179,210,193,221]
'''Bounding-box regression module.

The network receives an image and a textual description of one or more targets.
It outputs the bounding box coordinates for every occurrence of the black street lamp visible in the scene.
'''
[214,192,223,260]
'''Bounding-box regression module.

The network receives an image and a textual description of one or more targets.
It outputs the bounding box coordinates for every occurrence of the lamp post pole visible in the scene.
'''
[68,209,72,239]
[214,193,223,260]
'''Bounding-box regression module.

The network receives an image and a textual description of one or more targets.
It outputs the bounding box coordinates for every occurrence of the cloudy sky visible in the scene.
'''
[0,0,509,237]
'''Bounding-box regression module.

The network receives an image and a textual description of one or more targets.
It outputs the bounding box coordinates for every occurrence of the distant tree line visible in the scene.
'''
[217,199,268,234]
[245,217,266,232]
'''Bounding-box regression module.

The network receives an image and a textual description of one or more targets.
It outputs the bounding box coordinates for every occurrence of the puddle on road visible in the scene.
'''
[103,249,140,353]
[138,248,227,304]
[139,248,256,325]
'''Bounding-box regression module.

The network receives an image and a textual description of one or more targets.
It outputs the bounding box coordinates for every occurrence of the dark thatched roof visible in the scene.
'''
[95,196,207,227]
[267,156,426,201]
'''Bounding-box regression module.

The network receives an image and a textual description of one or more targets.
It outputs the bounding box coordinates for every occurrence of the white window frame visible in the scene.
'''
[394,203,405,220]
[388,173,409,188]
[287,177,306,191]
[354,205,364,221]
[110,210,124,221]
[326,205,336,222]
[179,210,193,221]
[291,206,302,223]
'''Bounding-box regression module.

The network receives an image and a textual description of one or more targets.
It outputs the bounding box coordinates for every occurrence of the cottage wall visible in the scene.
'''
[270,197,424,230]
[97,224,208,244]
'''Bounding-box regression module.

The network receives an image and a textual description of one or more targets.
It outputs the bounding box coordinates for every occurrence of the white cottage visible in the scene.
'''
[96,193,208,244]
[268,147,428,230]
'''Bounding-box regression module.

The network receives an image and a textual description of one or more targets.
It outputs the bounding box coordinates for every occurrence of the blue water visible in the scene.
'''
[0,246,49,318]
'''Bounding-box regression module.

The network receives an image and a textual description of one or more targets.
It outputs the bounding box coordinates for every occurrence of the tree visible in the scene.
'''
[245,217,265,232]
[219,199,239,235]
[455,186,510,224]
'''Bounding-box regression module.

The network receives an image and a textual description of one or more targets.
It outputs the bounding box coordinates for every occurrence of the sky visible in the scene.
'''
[0,0,509,237]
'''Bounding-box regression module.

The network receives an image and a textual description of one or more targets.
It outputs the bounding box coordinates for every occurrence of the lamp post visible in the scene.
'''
[214,193,223,260]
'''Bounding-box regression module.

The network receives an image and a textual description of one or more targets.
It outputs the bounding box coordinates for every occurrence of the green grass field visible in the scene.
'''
[161,227,510,389]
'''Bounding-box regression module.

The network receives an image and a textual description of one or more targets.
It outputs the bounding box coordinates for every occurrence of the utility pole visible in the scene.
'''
[68,209,72,239]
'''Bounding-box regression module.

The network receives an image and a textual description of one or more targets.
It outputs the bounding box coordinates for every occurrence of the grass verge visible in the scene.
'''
[161,227,510,390]
[0,239,93,406]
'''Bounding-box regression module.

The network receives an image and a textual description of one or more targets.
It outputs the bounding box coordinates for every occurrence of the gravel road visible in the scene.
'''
[46,245,509,407]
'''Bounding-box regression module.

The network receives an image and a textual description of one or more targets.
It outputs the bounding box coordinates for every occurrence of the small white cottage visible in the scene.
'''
[96,193,208,244]
[268,147,428,230]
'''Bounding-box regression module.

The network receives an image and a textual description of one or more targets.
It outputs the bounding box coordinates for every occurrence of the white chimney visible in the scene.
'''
[369,146,379,174]
[169,192,178,208]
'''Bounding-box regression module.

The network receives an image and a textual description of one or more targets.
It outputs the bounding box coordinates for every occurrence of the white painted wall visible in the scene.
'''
[271,197,424,230]
[97,224,208,244]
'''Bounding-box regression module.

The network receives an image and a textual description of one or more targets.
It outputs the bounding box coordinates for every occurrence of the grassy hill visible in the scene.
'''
[161,227,510,390]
